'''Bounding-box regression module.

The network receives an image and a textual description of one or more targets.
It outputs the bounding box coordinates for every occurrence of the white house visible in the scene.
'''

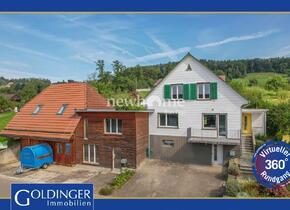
[144,53,267,165]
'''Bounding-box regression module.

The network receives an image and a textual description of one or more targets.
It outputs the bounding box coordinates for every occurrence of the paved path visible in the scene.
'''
[0,174,23,198]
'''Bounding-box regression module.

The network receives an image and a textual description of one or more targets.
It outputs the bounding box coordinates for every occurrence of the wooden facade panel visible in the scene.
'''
[75,112,149,168]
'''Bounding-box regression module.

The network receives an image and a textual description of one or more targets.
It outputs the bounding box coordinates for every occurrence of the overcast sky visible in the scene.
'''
[0,14,289,82]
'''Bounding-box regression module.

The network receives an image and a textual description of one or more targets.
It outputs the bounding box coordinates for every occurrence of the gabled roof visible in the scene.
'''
[145,52,248,104]
[0,82,111,140]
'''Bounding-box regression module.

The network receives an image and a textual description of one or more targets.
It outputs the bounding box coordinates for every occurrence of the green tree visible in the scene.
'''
[265,76,286,91]
[0,95,13,112]
[96,60,105,78]
[112,60,126,74]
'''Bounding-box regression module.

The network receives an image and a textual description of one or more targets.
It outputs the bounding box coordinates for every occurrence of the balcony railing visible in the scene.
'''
[187,128,241,145]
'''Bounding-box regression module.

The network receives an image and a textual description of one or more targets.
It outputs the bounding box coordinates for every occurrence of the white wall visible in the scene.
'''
[145,55,247,137]
[252,112,266,135]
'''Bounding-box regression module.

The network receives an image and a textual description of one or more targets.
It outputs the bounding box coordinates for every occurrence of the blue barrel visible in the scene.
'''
[20,143,53,169]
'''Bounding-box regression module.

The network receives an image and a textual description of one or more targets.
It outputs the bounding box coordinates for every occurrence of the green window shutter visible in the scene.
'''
[210,82,218,99]
[183,84,189,100]
[164,85,171,99]
[189,83,197,100]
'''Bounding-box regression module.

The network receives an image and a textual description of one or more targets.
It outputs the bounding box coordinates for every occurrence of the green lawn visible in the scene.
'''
[231,72,290,105]
[0,112,15,142]
[244,72,288,87]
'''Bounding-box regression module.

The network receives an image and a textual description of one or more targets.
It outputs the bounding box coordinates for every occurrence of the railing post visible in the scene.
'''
[187,127,191,139]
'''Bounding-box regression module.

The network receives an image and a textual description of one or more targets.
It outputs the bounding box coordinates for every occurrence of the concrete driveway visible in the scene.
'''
[113,159,225,197]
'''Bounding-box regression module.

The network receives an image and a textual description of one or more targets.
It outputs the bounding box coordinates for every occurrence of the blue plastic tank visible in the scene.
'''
[20,143,53,169]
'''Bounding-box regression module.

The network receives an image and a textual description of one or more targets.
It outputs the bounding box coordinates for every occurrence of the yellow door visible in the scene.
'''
[242,113,252,135]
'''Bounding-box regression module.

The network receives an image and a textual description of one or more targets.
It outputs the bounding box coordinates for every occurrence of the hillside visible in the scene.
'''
[230,73,290,105]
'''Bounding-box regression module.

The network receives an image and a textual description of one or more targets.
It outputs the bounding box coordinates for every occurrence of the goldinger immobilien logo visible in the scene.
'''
[11,183,94,210]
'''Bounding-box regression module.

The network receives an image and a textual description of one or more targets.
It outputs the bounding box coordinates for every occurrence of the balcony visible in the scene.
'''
[187,128,241,145]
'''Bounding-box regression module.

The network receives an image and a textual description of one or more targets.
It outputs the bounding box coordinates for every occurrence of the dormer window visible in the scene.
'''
[32,105,42,115]
[57,104,67,115]
[186,64,192,71]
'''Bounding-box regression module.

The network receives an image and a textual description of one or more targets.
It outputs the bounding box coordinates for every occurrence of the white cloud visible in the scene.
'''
[196,29,280,49]
[265,45,290,58]
[0,67,60,82]
[0,42,61,61]
[147,33,179,61]
[131,47,190,63]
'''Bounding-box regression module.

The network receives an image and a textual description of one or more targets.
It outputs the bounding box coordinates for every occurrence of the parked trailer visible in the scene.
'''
[17,143,53,173]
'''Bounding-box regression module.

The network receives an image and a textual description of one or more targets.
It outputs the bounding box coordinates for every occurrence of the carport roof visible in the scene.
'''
[242,109,268,113]
[0,129,73,141]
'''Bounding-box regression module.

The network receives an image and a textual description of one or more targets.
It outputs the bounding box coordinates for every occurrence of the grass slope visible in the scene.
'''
[0,112,15,142]
[245,72,289,87]
[231,72,290,105]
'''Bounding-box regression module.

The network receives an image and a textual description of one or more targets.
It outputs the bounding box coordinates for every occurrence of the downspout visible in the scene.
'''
[148,114,151,159]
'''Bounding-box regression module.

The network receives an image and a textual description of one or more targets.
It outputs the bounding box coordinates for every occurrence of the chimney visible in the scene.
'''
[218,75,226,81]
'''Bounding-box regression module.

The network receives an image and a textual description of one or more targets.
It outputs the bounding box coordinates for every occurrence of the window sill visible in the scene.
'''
[170,99,184,101]
[158,126,179,129]
[104,133,123,136]
[202,127,217,130]
[84,137,88,140]
[197,98,211,101]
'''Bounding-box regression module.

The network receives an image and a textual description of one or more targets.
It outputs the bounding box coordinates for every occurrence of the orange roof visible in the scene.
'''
[0,82,111,140]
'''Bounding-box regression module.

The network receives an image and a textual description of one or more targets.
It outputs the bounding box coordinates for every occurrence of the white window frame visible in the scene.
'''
[84,118,88,140]
[32,104,42,115]
[171,84,183,100]
[197,83,210,99]
[83,144,99,164]
[158,113,179,128]
[56,104,67,115]
[104,118,122,134]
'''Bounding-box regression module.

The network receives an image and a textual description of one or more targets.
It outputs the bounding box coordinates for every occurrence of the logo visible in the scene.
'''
[252,141,290,189]
[11,184,94,210]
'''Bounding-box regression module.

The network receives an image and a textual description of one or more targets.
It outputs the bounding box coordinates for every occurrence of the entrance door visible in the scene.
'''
[55,143,65,164]
[242,113,252,135]
[218,114,227,137]
[55,142,72,165]
[112,147,122,169]
[212,144,223,165]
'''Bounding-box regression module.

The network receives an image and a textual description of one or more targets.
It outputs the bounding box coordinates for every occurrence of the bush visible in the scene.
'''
[270,185,290,197]
[111,170,135,188]
[99,186,114,196]
[228,161,240,177]
[240,179,260,197]
[226,179,241,196]
[237,192,249,197]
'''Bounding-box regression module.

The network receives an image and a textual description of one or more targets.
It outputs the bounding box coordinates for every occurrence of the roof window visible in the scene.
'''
[32,105,42,115]
[56,104,68,115]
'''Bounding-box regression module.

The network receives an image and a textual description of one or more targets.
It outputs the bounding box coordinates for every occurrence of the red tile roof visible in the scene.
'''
[0,82,111,140]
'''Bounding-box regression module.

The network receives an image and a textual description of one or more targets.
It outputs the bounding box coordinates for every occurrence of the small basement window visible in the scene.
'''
[162,140,174,147]
[56,104,67,115]
[32,105,42,115]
